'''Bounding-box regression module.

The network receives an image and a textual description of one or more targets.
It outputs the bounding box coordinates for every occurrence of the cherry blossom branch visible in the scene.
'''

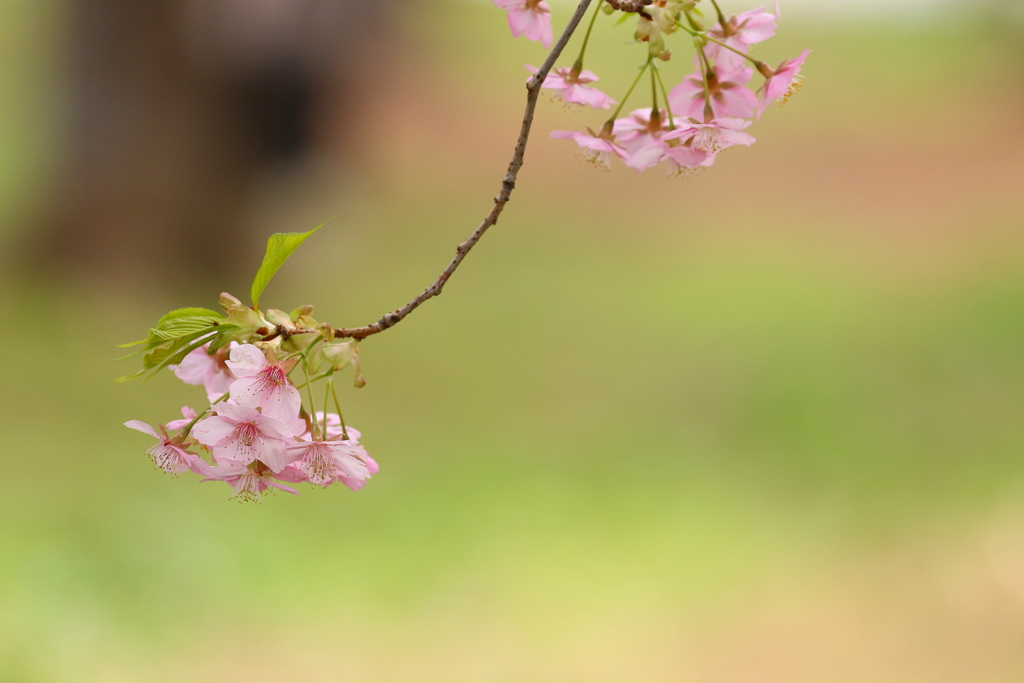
[265,0,596,344]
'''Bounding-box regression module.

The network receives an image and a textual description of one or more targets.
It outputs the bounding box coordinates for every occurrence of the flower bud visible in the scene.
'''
[290,305,314,322]
[322,340,356,371]
[280,332,319,355]
[226,304,268,341]
[306,340,326,373]
[220,292,243,312]
[265,309,294,329]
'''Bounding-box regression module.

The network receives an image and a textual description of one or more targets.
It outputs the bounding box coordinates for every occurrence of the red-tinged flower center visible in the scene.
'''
[259,365,286,386]
[692,127,724,153]
[236,422,259,447]
[232,470,264,502]
[148,441,185,475]
[232,422,263,463]
[301,443,336,486]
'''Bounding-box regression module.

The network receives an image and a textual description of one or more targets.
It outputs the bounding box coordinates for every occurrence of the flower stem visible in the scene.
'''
[653,64,677,129]
[301,345,320,440]
[178,392,229,440]
[607,58,651,124]
[696,43,715,122]
[322,373,333,440]
[709,0,729,28]
[702,33,770,73]
[651,64,659,110]
[330,380,350,441]
[573,0,606,74]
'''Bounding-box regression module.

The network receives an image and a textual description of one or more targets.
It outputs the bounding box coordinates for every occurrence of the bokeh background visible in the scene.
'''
[2,0,1024,680]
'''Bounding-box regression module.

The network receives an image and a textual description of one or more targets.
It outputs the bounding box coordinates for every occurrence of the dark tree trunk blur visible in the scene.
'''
[30,0,396,288]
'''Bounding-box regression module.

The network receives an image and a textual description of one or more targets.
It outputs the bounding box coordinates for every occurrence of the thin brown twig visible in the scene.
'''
[264,0,596,343]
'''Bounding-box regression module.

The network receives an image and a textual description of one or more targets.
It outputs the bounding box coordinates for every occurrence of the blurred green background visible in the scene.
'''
[2,1,1024,681]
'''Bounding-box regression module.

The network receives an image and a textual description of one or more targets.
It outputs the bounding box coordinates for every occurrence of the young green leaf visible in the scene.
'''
[250,222,328,307]
[157,308,224,325]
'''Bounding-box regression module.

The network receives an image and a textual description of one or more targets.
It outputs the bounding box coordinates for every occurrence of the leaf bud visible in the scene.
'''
[226,304,268,341]
[290,305,314,322]
[322,340,356,371]
[281,332,319,355]
[220,292,243,311]
[265,309,295,329]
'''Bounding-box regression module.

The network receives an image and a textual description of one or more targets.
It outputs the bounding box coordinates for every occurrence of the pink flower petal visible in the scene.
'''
[225,344,266,378]
[124,420,159,439]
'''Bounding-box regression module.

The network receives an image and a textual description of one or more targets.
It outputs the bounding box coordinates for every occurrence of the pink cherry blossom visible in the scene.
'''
[170,344,236,398]
[668,66,759,122]
[550,130,629,171]
[662,144,718,176]
[757,49,810,116]
[124,420,205,475]
[287,439,373,489]
[625,136,715,175]
[526,65,616,110]
[202,461,299,502]
[494,0,552,48]
[629,118,756,176]
[191,402,296,473]
[612,108,687,156]
[225,344,302,423]
[707,6,777,70]
[662,117,756,155]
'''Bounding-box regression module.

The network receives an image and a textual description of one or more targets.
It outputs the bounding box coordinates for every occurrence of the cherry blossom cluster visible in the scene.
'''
[494,0,810,175]
[123,287,377,502]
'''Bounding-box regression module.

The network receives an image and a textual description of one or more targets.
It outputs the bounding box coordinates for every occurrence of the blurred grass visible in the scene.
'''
[2,2,1024,681]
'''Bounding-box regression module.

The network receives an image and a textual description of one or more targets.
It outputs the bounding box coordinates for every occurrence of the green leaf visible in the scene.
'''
[114,369,148,383]
[146,333,217,379]
[206,325,239,354]
[250,222,329,307]
[157,307,224,326]
[115,304,237,381]
[151,317,223,340]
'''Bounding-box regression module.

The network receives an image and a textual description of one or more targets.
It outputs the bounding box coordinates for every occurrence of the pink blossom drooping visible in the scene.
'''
[124,420,206,476]
[757,49,811,116]
[202,461,300,502]
[628,118,756,176]
[287,439,374,489]
[663,117,757,155]
[493,0,553,48]
[191,402,296,473]
[612,108,687,157]
[707,6,778,71]
[668,66,759,122]
[225,344,302,423]
[550,130,629,171]
[624,137,715,176]
[527,65,616,110]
